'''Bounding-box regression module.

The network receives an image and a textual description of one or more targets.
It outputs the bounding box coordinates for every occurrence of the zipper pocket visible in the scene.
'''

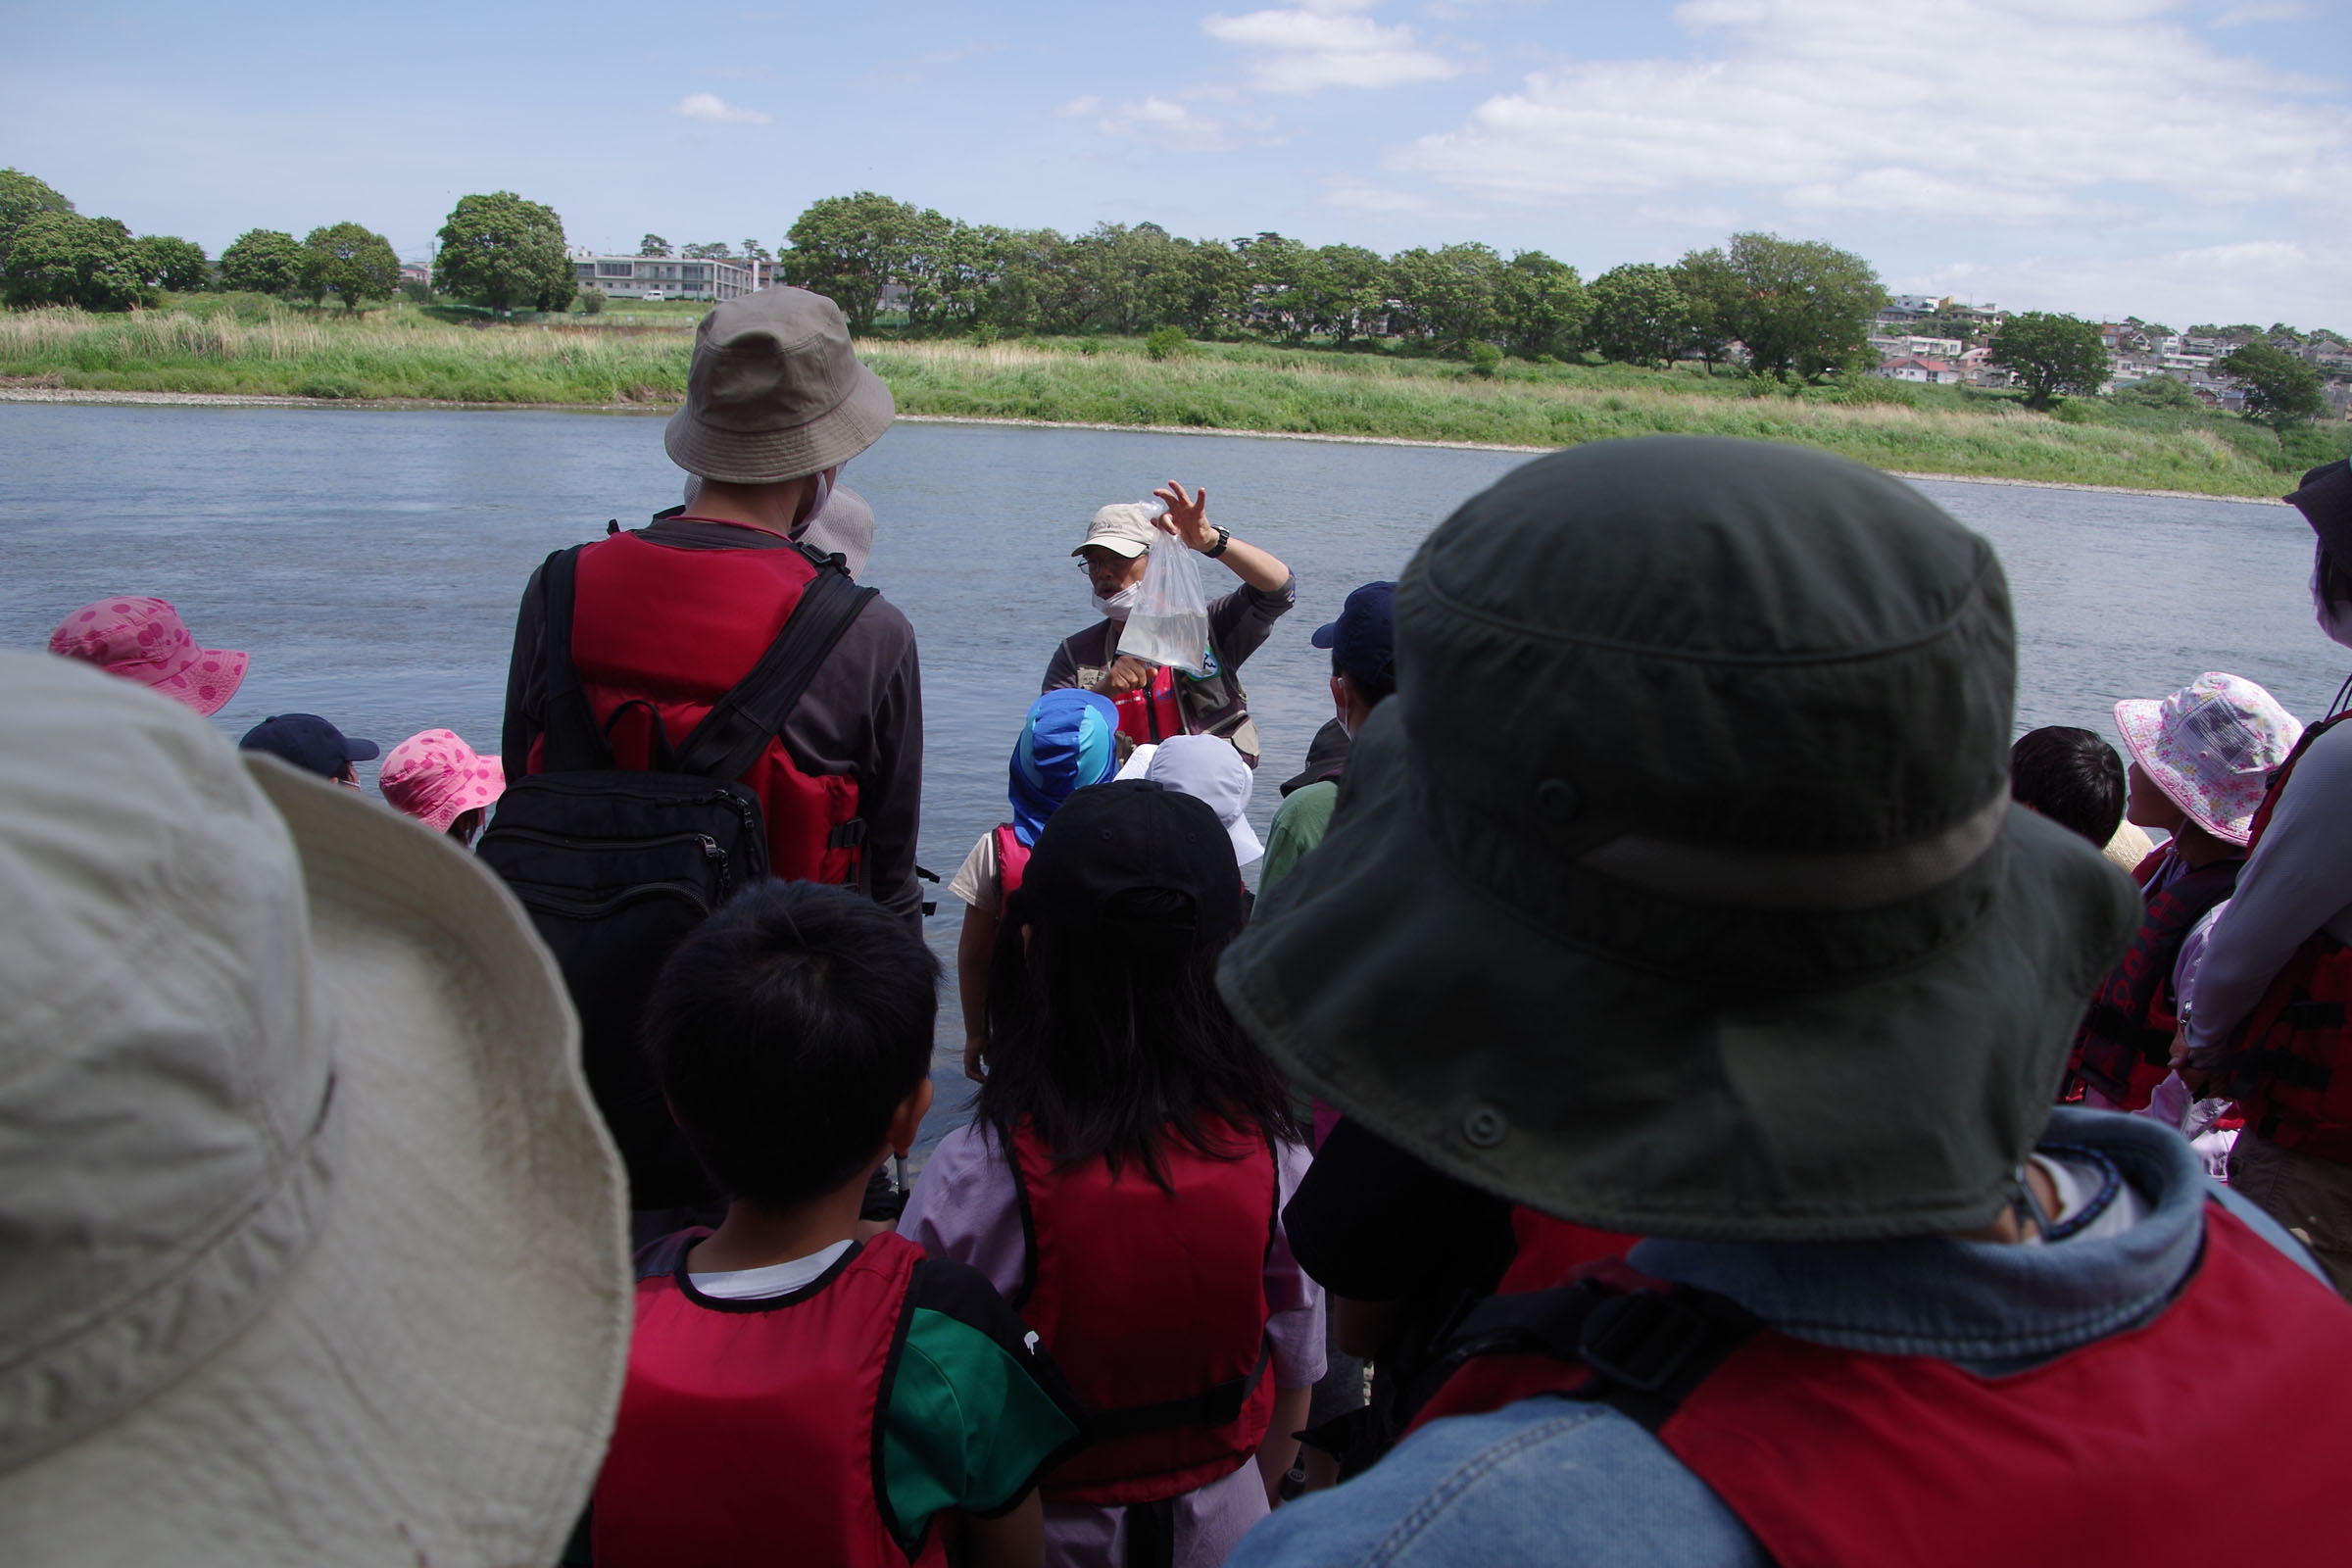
[487,824,728,862]
[509,880,716,920]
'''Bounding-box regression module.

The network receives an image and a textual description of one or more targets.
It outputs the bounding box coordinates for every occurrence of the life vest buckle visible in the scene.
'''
[1579,1289,1716,1395]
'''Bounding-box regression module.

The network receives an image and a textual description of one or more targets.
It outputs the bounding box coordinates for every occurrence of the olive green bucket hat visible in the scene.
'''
[1217,437,2138,1243]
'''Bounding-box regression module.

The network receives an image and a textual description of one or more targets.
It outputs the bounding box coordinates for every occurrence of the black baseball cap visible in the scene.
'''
[238,713,380,780]
[2287,460,2352,572]
[1012,780,1243,941]
[1311,581,1397,696]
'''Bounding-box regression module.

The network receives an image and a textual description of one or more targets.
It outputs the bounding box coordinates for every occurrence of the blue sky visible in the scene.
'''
[6,0,2348,327]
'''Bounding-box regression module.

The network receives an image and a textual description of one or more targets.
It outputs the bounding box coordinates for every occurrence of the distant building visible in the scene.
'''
[1879,356,1965,384]
[399,263,431,286]
[1868,333,1965,360]
[568,249,762,301]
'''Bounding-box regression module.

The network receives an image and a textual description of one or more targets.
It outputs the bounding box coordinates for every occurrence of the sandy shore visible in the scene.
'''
[0,385,2286,506]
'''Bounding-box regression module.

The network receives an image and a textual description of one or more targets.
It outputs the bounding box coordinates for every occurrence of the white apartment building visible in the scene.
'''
[568,250,767,301]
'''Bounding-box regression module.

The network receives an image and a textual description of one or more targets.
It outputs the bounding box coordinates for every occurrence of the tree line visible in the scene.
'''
[775,192,1891,380]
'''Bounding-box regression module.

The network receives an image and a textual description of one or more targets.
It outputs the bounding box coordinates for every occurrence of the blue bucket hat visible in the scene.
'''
[1008,690,1120,846]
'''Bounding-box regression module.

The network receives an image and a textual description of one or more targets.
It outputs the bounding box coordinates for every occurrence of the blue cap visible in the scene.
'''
[1007,690,1121,846]
[238,713,380,780]
[1310,581,1397,696]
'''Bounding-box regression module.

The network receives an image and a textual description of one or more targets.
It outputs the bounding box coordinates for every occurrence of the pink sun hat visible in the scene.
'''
[2114,672,2303,847]
[379,729,506,834]
[47,597,249,717]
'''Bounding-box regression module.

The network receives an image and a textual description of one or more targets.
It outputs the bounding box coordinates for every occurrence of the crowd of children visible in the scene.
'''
[23,383,2352,1562]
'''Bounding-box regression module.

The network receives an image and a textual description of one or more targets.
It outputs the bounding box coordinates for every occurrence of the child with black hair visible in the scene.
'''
[592,881,1086,1568]
[2010,724,2150,871]
[901,780,1325,1568]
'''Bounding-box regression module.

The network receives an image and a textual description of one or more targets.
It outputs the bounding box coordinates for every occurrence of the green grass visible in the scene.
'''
[5,303,2344,498]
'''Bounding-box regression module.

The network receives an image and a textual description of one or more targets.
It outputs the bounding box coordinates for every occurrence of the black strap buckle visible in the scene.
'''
[1578,1290,1715,1395]
[827,818,869,849]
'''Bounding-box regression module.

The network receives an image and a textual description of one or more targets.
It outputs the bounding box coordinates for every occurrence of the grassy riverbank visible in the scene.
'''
[5,300,2345,498]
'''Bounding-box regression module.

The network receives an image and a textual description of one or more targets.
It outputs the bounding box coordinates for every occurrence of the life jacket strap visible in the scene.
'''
[1084,1341,1272,1443]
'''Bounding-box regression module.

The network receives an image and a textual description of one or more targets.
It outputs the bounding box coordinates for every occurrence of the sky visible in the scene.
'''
[6,0,2349,329]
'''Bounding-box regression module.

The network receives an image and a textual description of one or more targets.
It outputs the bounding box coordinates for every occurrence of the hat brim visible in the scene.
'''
[2114,698,2254,846]
[136,648,249,718]
[1228,814,1264,867]
[1216,704,2139,1244]
[1073,536,1152,560]
[663,355,896,486]
[0,758,631,1565]
[344,737,381,762]
[1309,622,1341,649]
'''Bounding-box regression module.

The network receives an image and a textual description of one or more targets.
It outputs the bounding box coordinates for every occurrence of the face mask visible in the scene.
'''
[796,466,837,530]
[1093,583,1141,621]
[2314,543,2352,650]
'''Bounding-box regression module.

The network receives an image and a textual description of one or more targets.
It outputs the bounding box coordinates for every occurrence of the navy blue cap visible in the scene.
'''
[1310,581,1397,696]
[238,713,381,780]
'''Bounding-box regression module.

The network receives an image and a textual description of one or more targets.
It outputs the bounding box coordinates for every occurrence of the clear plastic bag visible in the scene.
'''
[1118,528,1212,677]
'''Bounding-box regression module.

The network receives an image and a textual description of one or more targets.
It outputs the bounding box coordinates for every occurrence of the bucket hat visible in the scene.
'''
[47,596,248,716]
[2114,672,2301,847]
[1008,690,1121,846]
[663,287,895,485]
[239,712,380,780]
[1073,502,1167,560]
[1217,437,2140,1243]
[0,654,631,1566]
[380,727,507,834]
[1146,734,1264,866]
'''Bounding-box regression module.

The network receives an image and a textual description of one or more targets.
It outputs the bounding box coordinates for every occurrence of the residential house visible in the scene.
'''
[1879,356,1965,384]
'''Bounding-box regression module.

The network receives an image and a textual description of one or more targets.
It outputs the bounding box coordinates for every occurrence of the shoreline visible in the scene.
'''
[0,384,2287,506]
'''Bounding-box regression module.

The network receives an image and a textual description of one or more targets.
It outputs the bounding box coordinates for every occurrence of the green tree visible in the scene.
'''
[135,235,210,291]
[1585,263,1690,368]
[741,239,771,263]
[782,193,954,333]
[1237,232,1313,341]
[1987,312,2108,409]
[2219,338,2328,429]
[1495,251,1588,361]
[218,228,306,296]
[2116,374,2200,412]
[578,285,608,316]
[1693,232,1885,381]
[1170,236,1249,339]
[1294,243,1389,346]
[1671,248,1742,369]
[0,168,74,272]
[2,212,149,310]
[681,241,734,259]
[639,234,671,258]
[300,221,401,313]
[435,191,573,314]
[1387,243,1504,354]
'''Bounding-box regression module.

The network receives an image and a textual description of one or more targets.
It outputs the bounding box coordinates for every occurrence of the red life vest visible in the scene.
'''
[2229,710,2352,1160]
[1409,1200,2352,1568]
[593,1229,948,1568]
[1007,1119,1279,1506]
[1113,666,1187,750]
[542,528,865,887]
[2069,848,2242,1109]
[992,823,1031,921]
[1494,1206,1642,1295]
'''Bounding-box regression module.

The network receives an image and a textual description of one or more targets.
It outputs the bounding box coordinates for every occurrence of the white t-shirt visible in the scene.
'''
[948,829,1003,913]
[688,1238,856,1300]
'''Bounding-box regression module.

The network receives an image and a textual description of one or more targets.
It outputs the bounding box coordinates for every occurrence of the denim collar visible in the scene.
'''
[1631,1108,2206,1366]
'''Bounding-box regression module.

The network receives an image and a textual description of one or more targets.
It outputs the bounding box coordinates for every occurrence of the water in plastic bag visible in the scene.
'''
[1120,533,1213,677]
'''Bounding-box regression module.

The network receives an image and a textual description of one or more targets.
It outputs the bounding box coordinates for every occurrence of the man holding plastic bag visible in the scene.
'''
[1044,481,1295,767]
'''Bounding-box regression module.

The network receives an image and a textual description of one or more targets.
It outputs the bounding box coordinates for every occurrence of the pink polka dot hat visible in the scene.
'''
[2113,671,2303,847]
[379,729,507,835]
[47,597,249,717]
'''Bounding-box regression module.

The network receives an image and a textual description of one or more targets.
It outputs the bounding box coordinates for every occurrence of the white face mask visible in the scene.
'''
[1093,583,1142,621]
[2313,543,2352,650]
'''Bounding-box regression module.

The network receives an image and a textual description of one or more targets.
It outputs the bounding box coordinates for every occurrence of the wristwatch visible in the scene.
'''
[1204,526,1231,559]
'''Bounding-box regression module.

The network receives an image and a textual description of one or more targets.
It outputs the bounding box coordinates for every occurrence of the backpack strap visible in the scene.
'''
[674,544,878,782]
[538,545,614,772]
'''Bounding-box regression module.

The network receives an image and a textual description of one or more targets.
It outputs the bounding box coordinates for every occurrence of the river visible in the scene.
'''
[2,404,2338,1155]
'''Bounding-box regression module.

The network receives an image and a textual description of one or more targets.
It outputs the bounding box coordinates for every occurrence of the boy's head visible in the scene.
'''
[1311,581,1397,734]
[2009,726,2126,848]
[646,881,939,1208]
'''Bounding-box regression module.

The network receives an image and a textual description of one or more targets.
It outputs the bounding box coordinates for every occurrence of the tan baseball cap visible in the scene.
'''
[0,654,631,1566]
[1073,502,1165,560]
[664,286,895,484]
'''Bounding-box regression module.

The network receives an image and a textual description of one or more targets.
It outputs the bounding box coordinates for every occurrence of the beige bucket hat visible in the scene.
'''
[664,287,896,484]
[0,654,631,1566]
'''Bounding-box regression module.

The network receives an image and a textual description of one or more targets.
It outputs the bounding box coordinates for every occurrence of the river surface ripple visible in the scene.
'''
[2,405,2336,1154]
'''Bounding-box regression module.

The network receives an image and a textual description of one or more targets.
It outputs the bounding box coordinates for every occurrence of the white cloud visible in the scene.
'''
[1058,95,1103,117]
[1395,0,2351,227]
[671,92,771,126]
[1203,1,1463,92]
[1321,174,1432,211]
[1096,95,1235,148]
[2212,1,2308,24]
[1905,240,2348,330]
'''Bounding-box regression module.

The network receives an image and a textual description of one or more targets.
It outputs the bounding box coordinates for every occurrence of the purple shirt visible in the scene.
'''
[902,1124,1326,1568]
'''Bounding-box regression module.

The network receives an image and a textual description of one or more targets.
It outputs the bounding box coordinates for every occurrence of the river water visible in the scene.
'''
[2,404,2338,1154]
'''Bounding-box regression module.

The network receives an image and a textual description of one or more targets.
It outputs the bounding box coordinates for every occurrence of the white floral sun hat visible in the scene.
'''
[2114,671,2303,847]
